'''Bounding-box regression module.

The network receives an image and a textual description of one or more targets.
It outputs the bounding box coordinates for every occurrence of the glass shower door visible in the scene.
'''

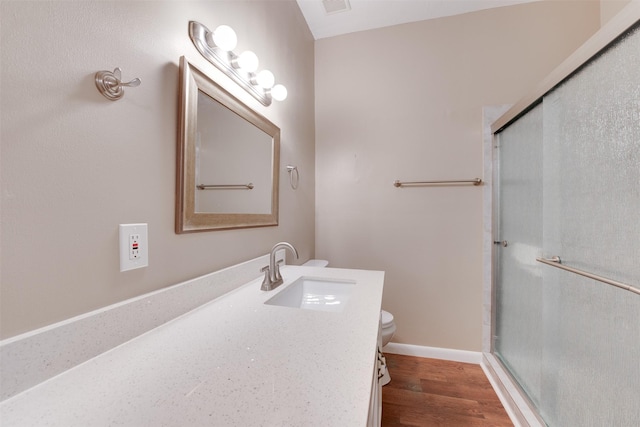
[494,103,544,410]
[493,22,640,427]
[537,22,640,426]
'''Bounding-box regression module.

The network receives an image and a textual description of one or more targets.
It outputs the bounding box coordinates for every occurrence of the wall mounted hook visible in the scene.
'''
[95,67,141,101]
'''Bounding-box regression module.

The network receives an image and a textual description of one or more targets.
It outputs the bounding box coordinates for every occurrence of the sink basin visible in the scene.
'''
[265,277,355,312]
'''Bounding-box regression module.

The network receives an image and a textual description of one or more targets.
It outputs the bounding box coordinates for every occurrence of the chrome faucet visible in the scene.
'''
[261,242,299,291]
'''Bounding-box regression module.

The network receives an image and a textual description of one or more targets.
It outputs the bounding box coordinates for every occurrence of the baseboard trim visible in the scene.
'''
[382,342,482,364]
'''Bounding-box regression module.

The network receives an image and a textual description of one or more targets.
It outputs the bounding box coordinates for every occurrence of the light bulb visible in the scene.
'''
[211,25,237,52]
[256,70,275,89]
[237,51,259,73]
[271,84,288,101]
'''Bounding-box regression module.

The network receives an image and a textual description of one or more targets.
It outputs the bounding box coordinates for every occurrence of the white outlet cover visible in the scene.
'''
[119,224,149,272]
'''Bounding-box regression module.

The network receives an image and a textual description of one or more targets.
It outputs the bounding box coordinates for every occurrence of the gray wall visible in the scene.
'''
[0,0,316,339]
[314,1,601,351]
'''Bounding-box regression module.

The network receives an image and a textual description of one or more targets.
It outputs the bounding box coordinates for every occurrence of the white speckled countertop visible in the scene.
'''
[0,266,384,426]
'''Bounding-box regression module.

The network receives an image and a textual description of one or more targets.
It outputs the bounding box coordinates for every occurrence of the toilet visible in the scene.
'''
[302,259,396,385]
[301,259,329,268]
[380,309,396,347]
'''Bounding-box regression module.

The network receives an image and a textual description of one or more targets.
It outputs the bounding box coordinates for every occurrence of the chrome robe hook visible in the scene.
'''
[95,67,141,101]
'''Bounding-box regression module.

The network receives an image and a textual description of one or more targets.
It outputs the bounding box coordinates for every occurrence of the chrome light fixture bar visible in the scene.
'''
[188,21,287,106]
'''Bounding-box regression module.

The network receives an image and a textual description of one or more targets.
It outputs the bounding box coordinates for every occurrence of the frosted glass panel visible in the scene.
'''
[540,22,640,427]
[494,22,640,427]
[495,103,543,407]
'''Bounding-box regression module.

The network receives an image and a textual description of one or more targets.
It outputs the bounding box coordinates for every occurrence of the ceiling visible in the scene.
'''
[296,0,541,39]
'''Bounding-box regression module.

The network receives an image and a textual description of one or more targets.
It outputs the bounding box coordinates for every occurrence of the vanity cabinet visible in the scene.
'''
[367,323,383,426]
[0,264,385,426]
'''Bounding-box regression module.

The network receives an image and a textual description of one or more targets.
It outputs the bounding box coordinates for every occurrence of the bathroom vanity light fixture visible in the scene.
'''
[189,21,288,106]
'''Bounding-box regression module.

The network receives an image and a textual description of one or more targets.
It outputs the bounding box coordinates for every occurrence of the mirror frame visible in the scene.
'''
[176,56,280,233]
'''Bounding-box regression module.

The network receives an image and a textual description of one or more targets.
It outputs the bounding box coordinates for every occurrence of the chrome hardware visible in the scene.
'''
[196,183,254,190]
[261,242,299,291]
[393,178,482,187]
[189,21,272,106]
[274,259,285,284]
[286,165,299,190]
[95,68,141,101]
[536,256,640,296]
[493,240,508,247]
[260,265,270,286]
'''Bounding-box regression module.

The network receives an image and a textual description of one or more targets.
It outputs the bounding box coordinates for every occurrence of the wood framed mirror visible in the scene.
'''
[176,56,280,233]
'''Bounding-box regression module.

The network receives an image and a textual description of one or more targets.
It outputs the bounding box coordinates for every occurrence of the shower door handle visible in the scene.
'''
[493,240,508,247]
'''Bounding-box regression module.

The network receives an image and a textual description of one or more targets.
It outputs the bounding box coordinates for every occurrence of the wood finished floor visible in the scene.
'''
[381,353,514,427]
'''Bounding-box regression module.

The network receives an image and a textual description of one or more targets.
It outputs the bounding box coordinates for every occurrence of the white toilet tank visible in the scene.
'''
[302,259,329,268]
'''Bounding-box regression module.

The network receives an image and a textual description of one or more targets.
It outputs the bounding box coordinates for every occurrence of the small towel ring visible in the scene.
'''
[286,165,299,190]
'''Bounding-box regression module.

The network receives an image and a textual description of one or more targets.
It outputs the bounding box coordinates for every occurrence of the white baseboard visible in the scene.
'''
[382,342,482,364]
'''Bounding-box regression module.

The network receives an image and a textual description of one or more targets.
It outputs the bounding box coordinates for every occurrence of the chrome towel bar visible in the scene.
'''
[393,178,482,187]
[197,183,254,190]
[537,256,640,296]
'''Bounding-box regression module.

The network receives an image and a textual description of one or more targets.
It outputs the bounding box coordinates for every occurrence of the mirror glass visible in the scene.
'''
[176,57,279,232]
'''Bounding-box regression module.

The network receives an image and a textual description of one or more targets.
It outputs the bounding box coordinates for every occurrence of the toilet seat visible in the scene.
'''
[381,310,394,328]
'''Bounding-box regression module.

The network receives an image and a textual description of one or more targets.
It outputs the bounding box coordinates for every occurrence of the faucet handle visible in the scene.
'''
[260,265,270,287]
[274,259,284,281]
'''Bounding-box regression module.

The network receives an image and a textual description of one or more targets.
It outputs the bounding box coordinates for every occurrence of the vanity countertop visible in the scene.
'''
[0,266,384,426]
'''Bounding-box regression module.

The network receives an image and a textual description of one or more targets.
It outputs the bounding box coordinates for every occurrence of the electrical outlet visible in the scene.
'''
[130,234,140,259]
[119,224,148,272]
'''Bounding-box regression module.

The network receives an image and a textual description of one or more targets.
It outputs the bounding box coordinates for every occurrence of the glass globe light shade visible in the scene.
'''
[237,51,259,73]
[271,84,288,101]
[212,25,237,52]
[256,70,275,89]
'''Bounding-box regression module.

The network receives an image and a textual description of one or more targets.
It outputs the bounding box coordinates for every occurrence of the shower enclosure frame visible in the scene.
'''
[481,3,640,426]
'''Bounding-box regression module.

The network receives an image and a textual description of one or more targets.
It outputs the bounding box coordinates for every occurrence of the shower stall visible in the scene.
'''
[484,7,639,427]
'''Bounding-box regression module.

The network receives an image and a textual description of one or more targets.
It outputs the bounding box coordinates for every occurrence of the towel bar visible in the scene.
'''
[537,256,640,295]
[197,183,254,190]
[393,178,482,187]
